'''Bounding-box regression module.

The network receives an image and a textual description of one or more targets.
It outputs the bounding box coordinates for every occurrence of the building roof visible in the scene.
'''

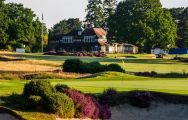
[63,28,107,38]
[93,28,107,38]
[107,43,138,48]
[124,43,138,48]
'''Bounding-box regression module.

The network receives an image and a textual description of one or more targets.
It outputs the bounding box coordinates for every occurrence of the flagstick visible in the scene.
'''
[122,60,125,84]
[41,13,44,53]
[121,60,124,84]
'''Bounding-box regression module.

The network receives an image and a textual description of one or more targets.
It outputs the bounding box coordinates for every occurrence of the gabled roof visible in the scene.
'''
[61,28,107,38]
[64,29,80,36]
[93,28,107,38]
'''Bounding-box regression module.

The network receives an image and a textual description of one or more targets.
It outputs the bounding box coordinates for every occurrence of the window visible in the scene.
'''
[84,36,95,43]
[62,36,73,43]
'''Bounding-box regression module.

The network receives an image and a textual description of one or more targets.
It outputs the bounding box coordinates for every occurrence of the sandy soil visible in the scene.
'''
[110,103,188,120]
[56,103,188,120]
[0,113,19,120]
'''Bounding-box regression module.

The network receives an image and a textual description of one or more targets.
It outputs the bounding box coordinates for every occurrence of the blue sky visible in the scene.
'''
[5,0,188,28]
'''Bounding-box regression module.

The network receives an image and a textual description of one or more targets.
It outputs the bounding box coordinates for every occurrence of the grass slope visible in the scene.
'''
[1,72,188,96]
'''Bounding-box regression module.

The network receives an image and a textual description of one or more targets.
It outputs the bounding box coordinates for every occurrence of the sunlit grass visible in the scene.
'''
[1,72,188,96]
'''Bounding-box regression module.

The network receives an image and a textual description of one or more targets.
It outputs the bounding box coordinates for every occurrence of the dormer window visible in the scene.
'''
[78,31,82,36]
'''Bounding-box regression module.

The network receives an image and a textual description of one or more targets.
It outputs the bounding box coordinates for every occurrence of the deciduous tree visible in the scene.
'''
[108,0,177,52]
[49,18,81,40]
[167,8,188,48]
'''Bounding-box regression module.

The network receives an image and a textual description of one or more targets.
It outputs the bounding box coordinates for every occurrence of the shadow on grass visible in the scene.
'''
[0,56,26,62]
[77,72,105,79]
[0,94,50,119]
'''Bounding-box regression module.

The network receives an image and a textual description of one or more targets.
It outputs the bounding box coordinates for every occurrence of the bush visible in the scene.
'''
[99,105,111,119]
[63,59,84,73]
[46,92,75,118]
[55,84,70,93]
[63,88,111,119]
[62,59,106,73]
[23,80,55,98]
[128,91,154,108]
[91,97,111,119]
[26,96,42,109]
[64,88,96,118]
[100,88,118,106]
[63,59,125,74]
[135,71,188,78]
[135,71,158,77]
[83,62,107,73]
[107,64,125,72]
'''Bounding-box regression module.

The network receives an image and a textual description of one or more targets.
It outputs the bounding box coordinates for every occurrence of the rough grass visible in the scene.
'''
[0,60,58,72]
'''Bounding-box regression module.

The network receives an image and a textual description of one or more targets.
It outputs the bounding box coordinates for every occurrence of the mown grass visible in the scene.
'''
[1,72,188,96]
[1,72,188,120]
[1,52,188,119]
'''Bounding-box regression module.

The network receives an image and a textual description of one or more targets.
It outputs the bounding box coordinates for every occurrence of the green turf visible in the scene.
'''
[3,53,188,73]
[1,72,188,95]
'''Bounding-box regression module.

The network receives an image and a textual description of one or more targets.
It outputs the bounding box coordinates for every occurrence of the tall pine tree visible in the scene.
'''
[103,0,117,19]
[86,0,104,27]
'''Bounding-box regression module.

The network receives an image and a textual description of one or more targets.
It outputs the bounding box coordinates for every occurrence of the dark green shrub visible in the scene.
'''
[107,64,125,72]
[26,95,42,109]
[63,59,83,73]
[63,59,106,73]
[100,88,118,106]
[46,92,75,118]
[63,59,124,74]
[23,80,55,98]
[83,62,107,73]
[55,84,70,93]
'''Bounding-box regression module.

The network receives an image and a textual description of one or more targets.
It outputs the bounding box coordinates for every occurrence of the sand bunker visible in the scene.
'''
[110,103,188,120]
[0,113,19,120]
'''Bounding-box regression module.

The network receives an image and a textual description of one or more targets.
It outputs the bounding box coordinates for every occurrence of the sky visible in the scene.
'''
[5,0,188,28]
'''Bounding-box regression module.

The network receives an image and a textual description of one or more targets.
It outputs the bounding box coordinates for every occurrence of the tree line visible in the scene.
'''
[1,0,188,53]
[165,8,188,49]
[51,0,188,53]
[0,0,47,52]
